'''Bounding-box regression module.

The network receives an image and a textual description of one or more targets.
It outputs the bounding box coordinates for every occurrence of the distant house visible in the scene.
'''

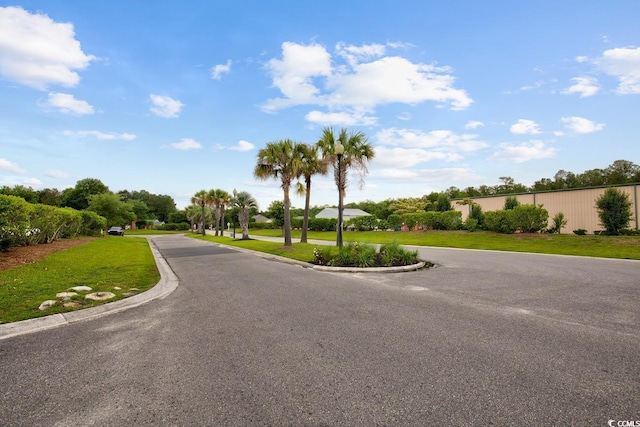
[253,214,272,223]
[315,208,371,221]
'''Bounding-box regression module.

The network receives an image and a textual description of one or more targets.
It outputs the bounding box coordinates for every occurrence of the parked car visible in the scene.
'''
[108,226,125,236]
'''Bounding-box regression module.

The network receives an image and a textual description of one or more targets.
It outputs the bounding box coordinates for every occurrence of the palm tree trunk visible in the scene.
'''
[301,177,311,243]
[283,187,292,246]
[220,206,225,236]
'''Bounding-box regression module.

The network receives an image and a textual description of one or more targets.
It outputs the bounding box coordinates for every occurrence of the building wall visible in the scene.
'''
[454,184,639,234]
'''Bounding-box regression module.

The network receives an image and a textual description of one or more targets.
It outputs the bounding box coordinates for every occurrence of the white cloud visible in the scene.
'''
[465,120,484,129]
[376,128,488,152]
[397,112,412,121]
[64,130,136,140]
[171,138,202,150]
[335,42,386,66]
[372,146,449,168]
[510,119,542,135]
[490,140,557,163]
[211,60,232,80]
[0,158,25,174]
[596,46,640,94]
[575,56,589,63]
[45,169,70,178]
[262,41,472,115]
[329,56,472,110]
[560,116,605,134]
[229,140,255,152]
[0,6,96,89]
[45,92,94,115]
[562,76,599,97]
[305,109,377,126]
[149,94,184,118]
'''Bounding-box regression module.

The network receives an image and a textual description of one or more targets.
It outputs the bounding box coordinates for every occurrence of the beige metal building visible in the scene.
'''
[453,184,639,234]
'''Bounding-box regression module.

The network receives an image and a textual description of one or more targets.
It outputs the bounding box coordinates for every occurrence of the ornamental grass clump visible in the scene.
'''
[312,241,420,267]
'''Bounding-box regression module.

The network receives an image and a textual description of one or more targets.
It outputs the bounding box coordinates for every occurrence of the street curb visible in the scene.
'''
[0,237,179,341]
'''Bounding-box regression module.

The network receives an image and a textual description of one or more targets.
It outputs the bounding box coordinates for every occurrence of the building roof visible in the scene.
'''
[315,208,371,219]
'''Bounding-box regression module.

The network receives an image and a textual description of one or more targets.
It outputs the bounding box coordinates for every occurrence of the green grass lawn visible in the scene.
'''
[189,233,318,262]
[0,237,160,324]
[248,229,640,260]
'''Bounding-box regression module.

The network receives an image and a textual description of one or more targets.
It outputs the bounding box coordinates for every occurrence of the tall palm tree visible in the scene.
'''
[209,189,231,236]
[191,190,209,235]
[317,127,375,245]
[233,189,258,240]
[295,143,328,243]
[254,139,304,247]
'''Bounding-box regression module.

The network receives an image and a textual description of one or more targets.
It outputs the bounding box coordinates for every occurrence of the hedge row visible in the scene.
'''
[0,194,106,251]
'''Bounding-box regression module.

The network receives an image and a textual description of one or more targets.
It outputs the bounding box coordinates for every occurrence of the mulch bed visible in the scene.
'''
[0,237,95,271]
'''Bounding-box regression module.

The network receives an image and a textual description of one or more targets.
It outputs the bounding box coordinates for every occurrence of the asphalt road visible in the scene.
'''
[1,234,639,425]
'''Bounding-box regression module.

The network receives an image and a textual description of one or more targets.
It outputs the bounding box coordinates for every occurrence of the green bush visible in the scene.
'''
[573,229,587,235]
[346,215,379,231]
[595,188,633,235]
[484,210,516,234]
[308,217,338,231]
[510,204,549,233]
[313,241,420,267]
[464,218,479,232]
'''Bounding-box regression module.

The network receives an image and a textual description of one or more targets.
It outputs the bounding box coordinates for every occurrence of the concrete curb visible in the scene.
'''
[0,237,179,341]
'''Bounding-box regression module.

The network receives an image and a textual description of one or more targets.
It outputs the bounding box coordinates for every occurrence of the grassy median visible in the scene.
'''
[0,237,160,324]
[247,229,640,260]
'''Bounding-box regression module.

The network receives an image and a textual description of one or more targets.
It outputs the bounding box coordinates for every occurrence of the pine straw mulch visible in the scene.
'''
[0,237,96,271]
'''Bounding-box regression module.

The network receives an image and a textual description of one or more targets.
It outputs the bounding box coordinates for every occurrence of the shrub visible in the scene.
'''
[387,214,402,230]
[504,196,520,210]
[313,241,421,267]
[464,218,479,232]
[573,229,587,235]
[435,210,463,230]
[484,210,516,234]
[595,188,633,235]
[346,215,379,231]
[308,217,337,232]
[469,203,485,227]
[510,204,549,233]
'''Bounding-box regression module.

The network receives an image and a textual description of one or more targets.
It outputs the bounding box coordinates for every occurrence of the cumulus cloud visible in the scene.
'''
[510,119,542,135]
[376,128,488,152]
[465,120,484,129]
[0,158,25,174]
[171,138,202,150]
[562,76,599,97]
[490,140,557,163]
[262,41,472,117]
[211,60,232,80]
[0,6,96,89]
[45,92,94,115]
[560,116,605,134]
[149,94,184,118]
[372,128,487,168]
[63,130,136,140]
[596,46,640,94]
[229,140,255,152]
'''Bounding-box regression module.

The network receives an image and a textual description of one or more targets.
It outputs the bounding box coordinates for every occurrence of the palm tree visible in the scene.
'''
[233,189,258,240]
[191,190,209,235]
[254,139,304,246]
[295,143,328,243]
[317,127,375,245]
[209,189,231,236]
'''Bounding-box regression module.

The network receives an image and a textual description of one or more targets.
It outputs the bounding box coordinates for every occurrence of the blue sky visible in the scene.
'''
[1,1,639,210]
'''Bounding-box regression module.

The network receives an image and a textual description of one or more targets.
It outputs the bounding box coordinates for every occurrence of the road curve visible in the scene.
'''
[0,234,638,425]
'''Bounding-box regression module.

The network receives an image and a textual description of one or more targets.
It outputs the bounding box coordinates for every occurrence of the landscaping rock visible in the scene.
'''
[56,292,78,298]
[71,286,92,292]
[85,292,116,301]
[63,302,80,308]
[38,300,57,311]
